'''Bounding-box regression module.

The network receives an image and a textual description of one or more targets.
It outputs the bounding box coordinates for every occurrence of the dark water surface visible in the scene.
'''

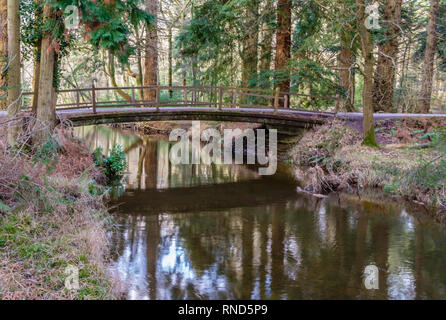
[76,125,446,300]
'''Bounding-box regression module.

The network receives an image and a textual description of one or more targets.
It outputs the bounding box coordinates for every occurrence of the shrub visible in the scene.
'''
[93,145,127,185]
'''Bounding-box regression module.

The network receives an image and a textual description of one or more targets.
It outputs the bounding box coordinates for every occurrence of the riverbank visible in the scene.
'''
[0,124,123,299]
[289,118,446,222]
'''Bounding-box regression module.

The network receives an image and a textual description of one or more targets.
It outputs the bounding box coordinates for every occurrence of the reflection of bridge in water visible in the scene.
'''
[116,178,298,214]
[77,125,297,213]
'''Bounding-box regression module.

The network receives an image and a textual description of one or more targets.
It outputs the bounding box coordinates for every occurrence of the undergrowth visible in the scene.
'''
[289,119,446,220]
[93,145,127,185]
[0,121,125,299]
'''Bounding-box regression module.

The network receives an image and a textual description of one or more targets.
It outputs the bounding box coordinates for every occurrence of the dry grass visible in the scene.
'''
[0,119,123,299]
[290,119,446,220]
[290,119,361,167]
[52,126,105,182]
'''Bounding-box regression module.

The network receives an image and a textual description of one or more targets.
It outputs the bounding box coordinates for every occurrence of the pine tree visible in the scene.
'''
[274,0,292,106]
[373,0,402,112]
[417,0,440,113]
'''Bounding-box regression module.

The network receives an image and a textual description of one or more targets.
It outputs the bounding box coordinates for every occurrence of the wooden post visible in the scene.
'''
[232,89,237,108]
[274,87,280,114]
[334,94,340,117]
[92,83,97,114]
[284,94,289,109]
[156,85,160,111]
[76,90,80,109]
[183,88,188,105]
[131,87,136,104]
[218,86,223,110]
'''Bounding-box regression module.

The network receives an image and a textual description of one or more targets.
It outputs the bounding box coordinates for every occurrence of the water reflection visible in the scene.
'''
[76,125,259,191]
[76,125,446,300]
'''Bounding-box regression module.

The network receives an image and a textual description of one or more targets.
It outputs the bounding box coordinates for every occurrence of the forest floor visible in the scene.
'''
[289,118,446,222]
[0,124,124,299]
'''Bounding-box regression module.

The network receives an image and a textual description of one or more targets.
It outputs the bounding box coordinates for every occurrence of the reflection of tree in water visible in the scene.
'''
[107,194,446,299]
[78,125,446,300]
[157,196,446,300]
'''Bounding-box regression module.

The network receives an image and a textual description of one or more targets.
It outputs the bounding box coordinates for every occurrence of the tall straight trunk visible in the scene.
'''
[241,0,259,89]
[339,30,356,111]
[373,0,402,112]
[191,2,198,86]
[137,45,144,100]
[274,0,291,107]
[181,11,187,87]
[356,0,378,147]
[7,0,20,145]
[417,0,439,113]
[144,0,158,101]
[35,3,56,142]
[31,38,41,114]
[0,0,7,110]
[168,27,173,98]
[398,37,410,92]
[31,0,43,114]
[259,0,274,89]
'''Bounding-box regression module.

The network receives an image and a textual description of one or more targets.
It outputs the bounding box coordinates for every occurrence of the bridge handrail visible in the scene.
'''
[22,85,340,114]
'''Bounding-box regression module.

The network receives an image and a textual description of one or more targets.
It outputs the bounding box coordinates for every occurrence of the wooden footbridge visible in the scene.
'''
[2,85,444,129]
[24,85,339,129]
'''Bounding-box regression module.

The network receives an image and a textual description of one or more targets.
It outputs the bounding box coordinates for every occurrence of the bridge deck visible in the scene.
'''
[1,107,445,129]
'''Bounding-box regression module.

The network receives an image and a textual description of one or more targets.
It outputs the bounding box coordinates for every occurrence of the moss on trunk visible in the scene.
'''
[362,128,379,147]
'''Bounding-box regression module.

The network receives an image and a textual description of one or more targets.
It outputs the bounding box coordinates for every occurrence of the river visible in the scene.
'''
[76,124,446,300]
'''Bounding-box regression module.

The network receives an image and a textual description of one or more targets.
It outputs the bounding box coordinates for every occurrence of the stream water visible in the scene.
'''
[76,124,446,300]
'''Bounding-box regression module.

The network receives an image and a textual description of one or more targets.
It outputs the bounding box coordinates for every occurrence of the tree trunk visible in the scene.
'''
[339,30,356,111]
[0,0,7,110]
[181,11,187,87]
[31,38,41,115]
[126,47,144,100]
[168,27,173,98]
[356,0,378,147]
[241,0,259,104]
[190,2,198,86]
[259,0,274,89]
[144,0,158,101]
[417,0,439,113]
[7,0,20,145]
[241,0,259,89]
[137,45,144,100]
[373,0,402,112]
[35,3,56,142]
[274,0,291,107]
[108,52,131,101]
[31,0,43,114]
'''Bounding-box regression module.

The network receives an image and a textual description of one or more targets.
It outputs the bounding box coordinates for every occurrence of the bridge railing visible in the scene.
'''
[22,85,339,114]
